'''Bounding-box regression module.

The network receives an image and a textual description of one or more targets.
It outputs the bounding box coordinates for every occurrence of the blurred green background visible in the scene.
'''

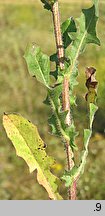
[0,0,105,200]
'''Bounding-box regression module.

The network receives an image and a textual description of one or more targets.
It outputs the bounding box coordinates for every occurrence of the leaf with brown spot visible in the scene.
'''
[3,113,63,200]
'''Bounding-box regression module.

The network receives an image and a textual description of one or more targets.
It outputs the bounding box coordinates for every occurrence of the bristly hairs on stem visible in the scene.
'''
[51,0,76,200]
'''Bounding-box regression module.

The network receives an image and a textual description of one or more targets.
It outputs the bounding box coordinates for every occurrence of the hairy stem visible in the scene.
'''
[52,0,76,200]
[52,1,64,70]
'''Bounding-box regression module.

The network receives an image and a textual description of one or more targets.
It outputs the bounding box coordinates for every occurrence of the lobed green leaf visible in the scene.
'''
[61,166,78,187]
[47,85,70,140]
[61,17,77,49]
[24,43,50,88]
[65,123,79,151]
[68,0,100,92]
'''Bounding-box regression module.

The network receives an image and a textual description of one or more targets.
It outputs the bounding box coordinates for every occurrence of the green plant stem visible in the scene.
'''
[52,0,76,200]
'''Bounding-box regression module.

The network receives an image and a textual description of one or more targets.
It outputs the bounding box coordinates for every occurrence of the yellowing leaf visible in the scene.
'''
[3,113,63,200]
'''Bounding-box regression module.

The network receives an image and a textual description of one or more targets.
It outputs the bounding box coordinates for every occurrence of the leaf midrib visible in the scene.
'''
[35,52,49,87]
[69,11,94,77]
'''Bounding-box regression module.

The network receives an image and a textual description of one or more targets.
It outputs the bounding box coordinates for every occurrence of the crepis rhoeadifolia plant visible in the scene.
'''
[3,0,100,200]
